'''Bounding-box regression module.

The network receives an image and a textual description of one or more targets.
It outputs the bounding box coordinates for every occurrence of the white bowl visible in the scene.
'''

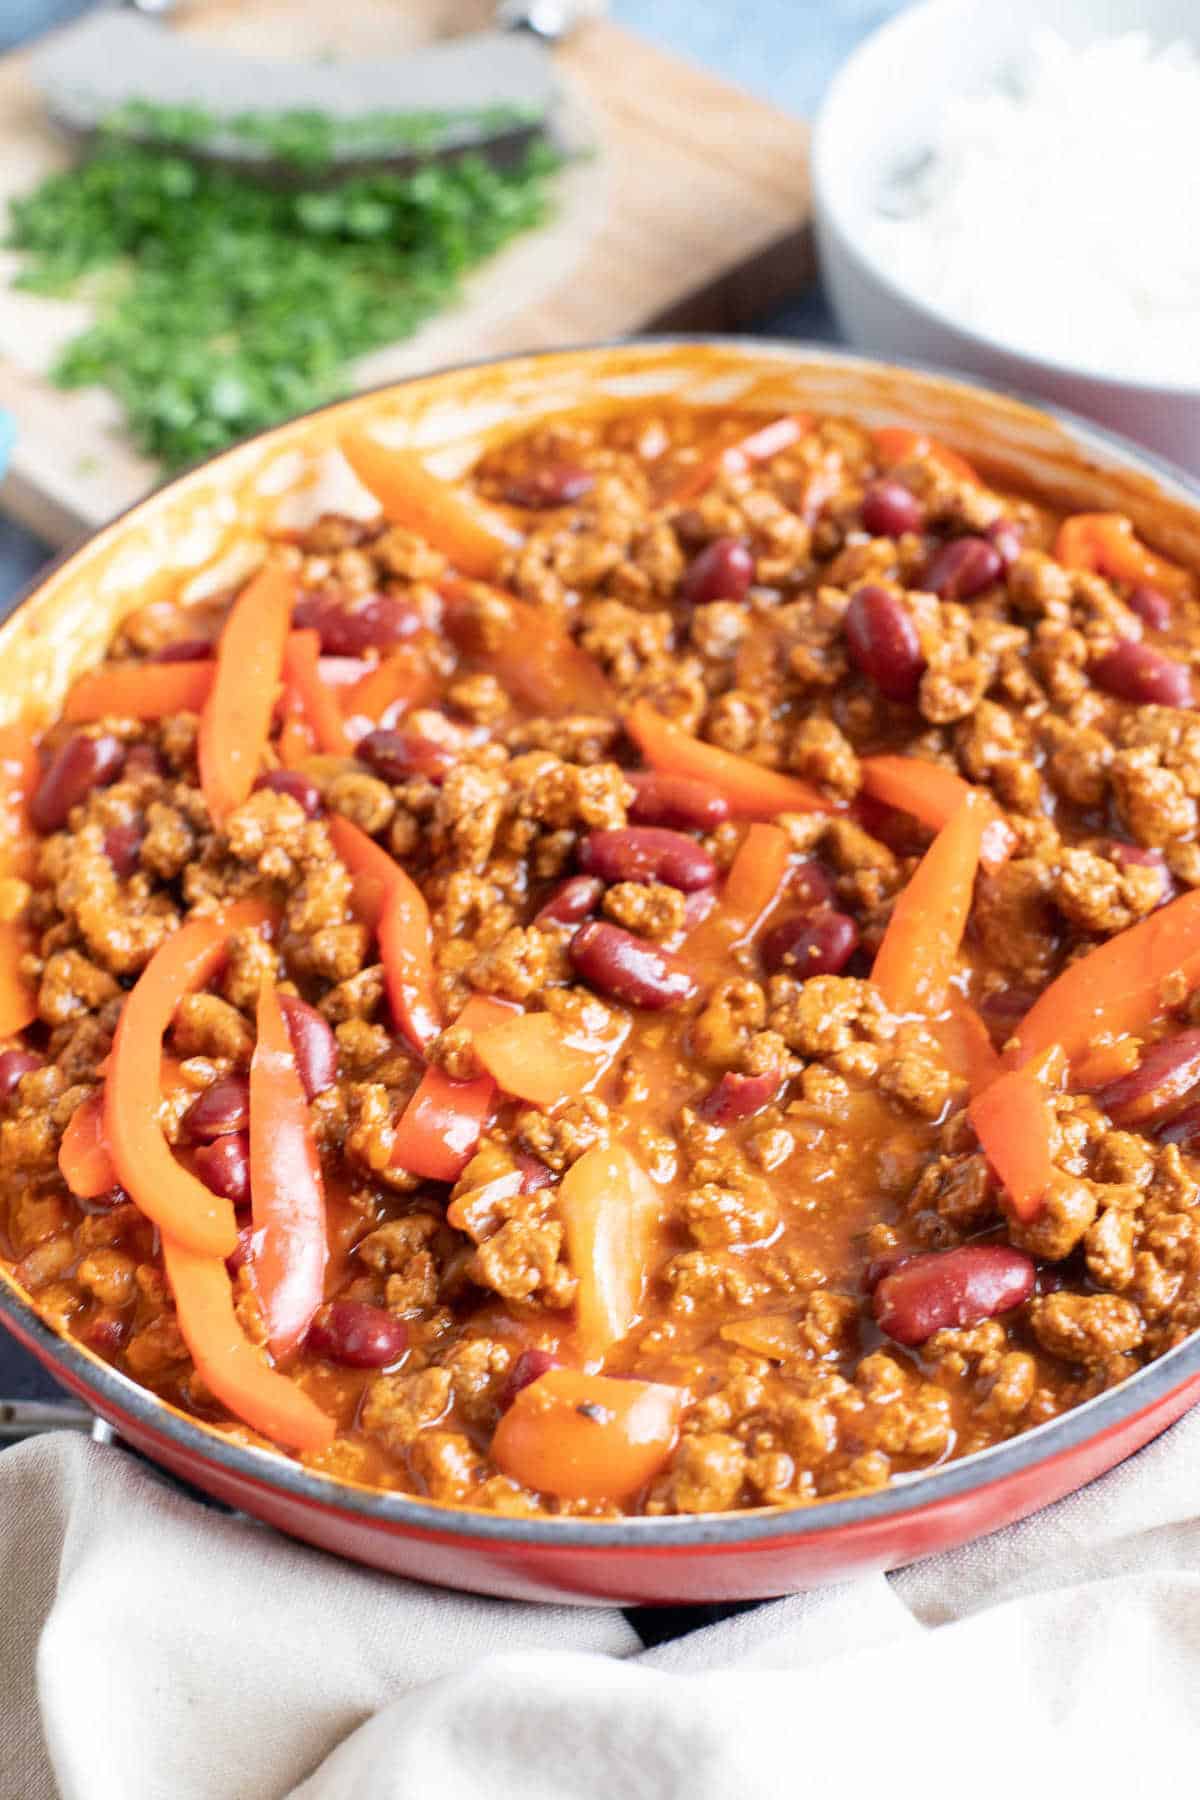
[812,0,1200,474]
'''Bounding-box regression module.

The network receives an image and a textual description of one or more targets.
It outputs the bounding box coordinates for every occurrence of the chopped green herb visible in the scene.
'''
[7,127,561,471]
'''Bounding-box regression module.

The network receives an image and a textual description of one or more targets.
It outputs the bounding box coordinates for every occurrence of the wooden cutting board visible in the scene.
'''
[0,1,814,548]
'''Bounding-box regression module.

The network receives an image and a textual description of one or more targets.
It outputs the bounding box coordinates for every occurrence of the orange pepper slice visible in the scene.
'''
[341,649,437,737]
[199,563,294,826]
[931,997,1003,1099]
[968,1045,1063,1223]
[872,792,988,1016]
[162,1237,335,1453]
[669,412,813,504]
[104,901,274,1258]
[1056,513,1193,601]
[65,660,215,724]
[626,701,832,821]
[442,581,616,719]
[1011,888,1200,1075]
[874,426,980,486]
[859,754,1016,870]
[471,1010,613,1111]
[558,1143,658,1364]
[281,629,350,757]
[340,431,519,580]
[59,1091,117,1200]
[0,921,36,1037]
[248,977,328,1360]
[327,815,441,1053]
[491,1367,682,1501]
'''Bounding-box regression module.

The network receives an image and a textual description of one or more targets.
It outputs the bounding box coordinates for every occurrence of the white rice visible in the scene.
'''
[867,31,1200,387]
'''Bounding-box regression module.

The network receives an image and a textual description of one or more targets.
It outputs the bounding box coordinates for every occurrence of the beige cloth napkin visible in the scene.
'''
[3,1413,1199,1799]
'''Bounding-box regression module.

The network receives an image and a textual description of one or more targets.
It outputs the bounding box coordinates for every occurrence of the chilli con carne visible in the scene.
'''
[2,403,1200,1517]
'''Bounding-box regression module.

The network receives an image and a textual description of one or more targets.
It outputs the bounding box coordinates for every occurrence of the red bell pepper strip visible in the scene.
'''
[442,581,616,719]
[199,564,293,826]
[0,923,35,1036]
[65,660,214,724]
[340,431,520,580]
[327,815,441,1053]
[859,754,1016,870]
[558,1142,658,1363]
[719,823,792,929]
[59,1091,117,1199]
[931,997,1003,1099]
[1011,888,1200,1074]
[669,412,813,503]
[390,994,516,1182]
[492,1367,682,1501]
[874,426,980,486]
[249,977,328,1359]
[968,1045,1063,1223]
[162,1237,335,1453]
[626,701,832,821]
[276,680,315,768]
[872,793,988,1016]
[341,649,437,739]
[471,1010,612,1110]
[104,900,274,1258]
[1056,513,1193,601]
[281,629,351,757]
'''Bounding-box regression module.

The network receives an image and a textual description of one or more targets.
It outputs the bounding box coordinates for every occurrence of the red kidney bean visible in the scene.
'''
[279,993,338,1099]
[357,728,455,785]
[860,479,924,538]
[293,592,424,656]
[502,464,595,509]
[194,1133,251,1207]
[844,585,926,702]
[534,874,604,927]
[183,1075,250,1143]
[1091,640,1193,707]
[627,770,730,832]
[103,821,144,878]
[1096,1030,1200,1127]
[679,536,754,606]
[501,1346,563,1408]
[873,1244,1036,1346]
[922,535,1003,600]
[0,1050,43,1100]
[31,733,126,834]
[151,636,215,663]
[1107,839,1176,907]
[579,826,717,893]
[697,1068,782,1125]
[515,1152,556,1193]
[570,920,697,1010]
[985,518,1024,569]
[790,859,836,913]
[1128,584,1172,631]
[252,768,324,817]
[124,744,166,779]
[1158,1102,1200,1150]
[760,910,859,978]
[81,1312,130,1357]
[307,1301,409,1369]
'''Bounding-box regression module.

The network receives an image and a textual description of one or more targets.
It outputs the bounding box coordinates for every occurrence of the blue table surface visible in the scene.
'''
[0,0,909,1405]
